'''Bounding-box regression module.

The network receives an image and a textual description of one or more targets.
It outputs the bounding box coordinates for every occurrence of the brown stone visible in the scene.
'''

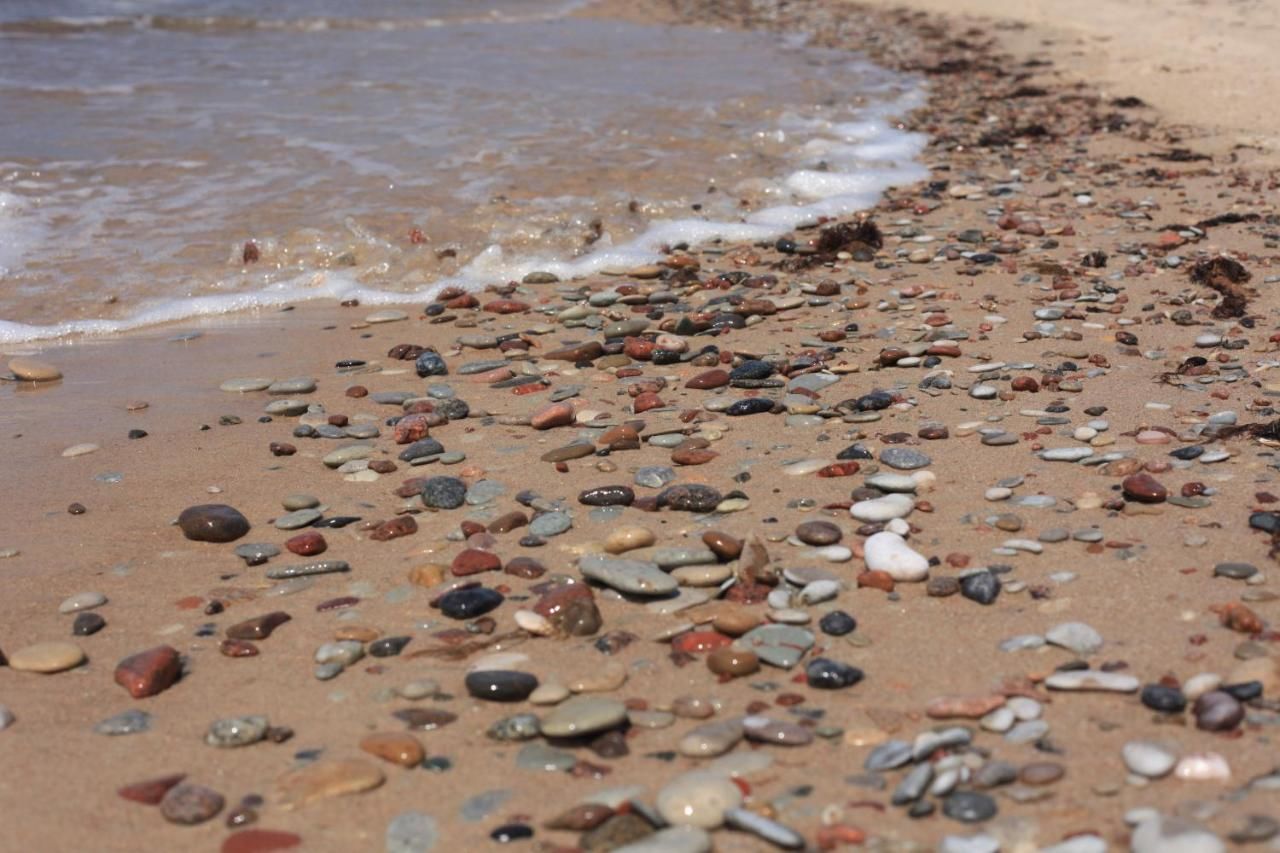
[857,571,895,592]
[451,548,501,576]
[546,342,604,362]
[393,413,432,444]
[220,639,260,658]
[118,773,186,805]
[711,608,761,637]
[702,530,742,561]
[1019,762,1065,785]
[632,391,665,414]
[706,647,760,678]
[114,645,182,698]
[1011,376,1039,392]
[226,612,292,641]
[1122,473,1168,503]
[541,443,595,462]
[685,369,730,390]
[370,515,418,541]
[534,583,601,636]
[544,803,615,831]
[284,531,326,556]
[531,402,575,429]
[795,520,841,546]
[275,760,385,810]
[483,299,530,314]
[393,708,457,730]
[359,732,425,768]
[504,557,547,579]
[671,447,718,465]
[488,511,529,533]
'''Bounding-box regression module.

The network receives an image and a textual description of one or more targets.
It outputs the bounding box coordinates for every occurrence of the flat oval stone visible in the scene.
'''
[360,732,425,767]
[880,447,931,470]
[73,612,106,636]
[439,586,504,619]
[795,520,841,545]
[58,591,107,614]
[206,715,269,747]
[656,770,743,829]
[275,759,385,810]
[178,504,250,543]
[1044,670,1139,692]
[465,670,538,702]
[9,357,62,382]
[541,696,628,737]
[579,555,677,597]
[8,641,86,673]
[735,624,814,669]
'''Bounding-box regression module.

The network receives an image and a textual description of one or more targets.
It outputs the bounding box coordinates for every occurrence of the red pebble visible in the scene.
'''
[114,645,182,698]
[285,531,326,556]
[118,773,186,805]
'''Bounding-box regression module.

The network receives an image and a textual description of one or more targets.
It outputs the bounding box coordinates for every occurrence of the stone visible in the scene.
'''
[206,715,269,747]
[94,709,152,735]
[386,812,439,853]
[7,641,85,673]
[435,584,502,619]
[541,696,628,737]
[579,555,677,597]
[604,526,656,554]
[960,571,1000,605]
[863,532,928,581]
[531,402,575,429]
[421,477,468,509]
[115,645,181,698]
[72,612,106,636]
[1141,684,1187,713]
[178,504,250,542]
[735,624,814,669]
[465,670,538,702]
[8,357,62,382]
[227,612,292,641]
[1122,473,1168,503]
[1123,740,1178,778]
[361,733,425,767]
[658,484,723,513]
[850,494,915,522]
[274,759,385,810]
[819,610,857,636]
[942,791,997,823]
[806,657,864,689]
[579,486,635,507]
[159,784,225,825]
[58,591,107,614]
[656,770,743,829]
[451,549,501,576]
[880,447,931,470]
[1044,671,1139,692]
[1045,622,1103,656]
[795,520,841,545]
[118,773,186,805]
[706,648,760,678]
[1193,691,1243,731]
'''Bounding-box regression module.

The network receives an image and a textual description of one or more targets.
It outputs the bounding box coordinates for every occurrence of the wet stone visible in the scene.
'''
[795,520,841,545]
[465,670,538,702]
[227,612,292,641]
[806,658,864,689]
[439,587,504,619]
[178,504,250,543]
[819,610,857,636]
[579,486,635,507]
[1141,684,1188,713]
[114,645,181,698]
[658,484,722,513]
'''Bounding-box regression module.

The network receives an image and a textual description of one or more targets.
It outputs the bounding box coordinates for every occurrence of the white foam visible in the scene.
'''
[0,72,929,344]
[0,192,45,280]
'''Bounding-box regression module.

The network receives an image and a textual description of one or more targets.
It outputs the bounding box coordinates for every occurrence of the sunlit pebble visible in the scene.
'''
[1174,753,1230,781]
[207,486,224,494]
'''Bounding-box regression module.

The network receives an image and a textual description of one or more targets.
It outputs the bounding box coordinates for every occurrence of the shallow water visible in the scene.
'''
[0,0,925,342]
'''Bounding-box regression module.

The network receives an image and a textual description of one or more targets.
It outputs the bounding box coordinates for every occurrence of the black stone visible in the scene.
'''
[819,610,857,636]
[465,670,538,702]
[490,823,534,843]
[1170,445,1204,460]
[836,444,873,460]
[1140,684,1187,713]
[725,398,775,416]
[127,429,148,440]
[942,791,997,823]
[1221,681,1263,702]
[415,351,448,377]
[578,486,635,507]
[312,516,361,528]
[422,476,468,509]
[852,391,893,412]
[439,587,504,620]
[436,398,469,420]
[72,612,106,636]
[369,636,411,658]
[960,571,1001,605]
[398,438,445,462]
[1249,512,1280,534]
[730,360,774,381]
[806,658,864,690]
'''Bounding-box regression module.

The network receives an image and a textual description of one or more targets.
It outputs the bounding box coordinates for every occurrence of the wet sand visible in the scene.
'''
[2,1,1279,851]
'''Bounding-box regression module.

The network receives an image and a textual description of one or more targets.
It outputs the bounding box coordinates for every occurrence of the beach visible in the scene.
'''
[2,1,1279,851]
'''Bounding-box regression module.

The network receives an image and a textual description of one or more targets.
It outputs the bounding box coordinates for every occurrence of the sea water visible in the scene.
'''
[0,0,926,342]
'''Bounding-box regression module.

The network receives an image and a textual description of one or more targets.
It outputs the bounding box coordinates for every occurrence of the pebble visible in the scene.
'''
[540,696,628,737]
[655,771,743,829]
[863,532,929,581]
[178,504,250,542]
[58,591,107,614]
[206,715,270,748]
[880,447,931,469]
[1045,622,1104,656]
[275,760,385,810]
[1045,671,1139,692]
[579,555,677,596]
[8,356,62,381]
[7,641,86,673]
[160,783,225,825]
[1123,740,1178,777]
[465,670,538,702]
[114,645,181,698]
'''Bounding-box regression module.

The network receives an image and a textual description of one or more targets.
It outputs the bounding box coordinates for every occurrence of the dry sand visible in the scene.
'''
[2,1,1279,852]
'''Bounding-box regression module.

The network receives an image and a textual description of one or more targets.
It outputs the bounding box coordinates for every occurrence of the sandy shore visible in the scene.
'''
[2,1,1279,851]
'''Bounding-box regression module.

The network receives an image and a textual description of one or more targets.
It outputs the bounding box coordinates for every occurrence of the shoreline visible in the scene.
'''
[3,1,1279,851]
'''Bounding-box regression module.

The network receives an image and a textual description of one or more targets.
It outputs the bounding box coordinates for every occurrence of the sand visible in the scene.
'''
[1,1,1278,851]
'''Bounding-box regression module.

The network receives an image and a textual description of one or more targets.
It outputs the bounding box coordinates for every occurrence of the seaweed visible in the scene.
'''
[1189,255,1254,318]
